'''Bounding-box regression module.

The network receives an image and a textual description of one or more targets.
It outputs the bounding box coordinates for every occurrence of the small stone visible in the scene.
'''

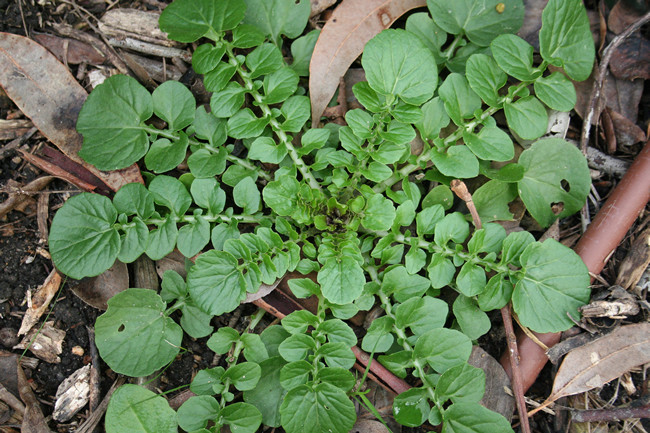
[71,346,84,356]
[0,327,19,348]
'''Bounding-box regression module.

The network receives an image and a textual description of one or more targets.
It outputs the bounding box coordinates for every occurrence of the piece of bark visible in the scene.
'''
[0,118,33,140]
[0,176,54,219]
[14,322,65,364]
[107,37,192,63]
[99,8,179,47]
[586,145,631,177]
[579,298,639,318]
[17,362,52,433]
[52,365,90,422]
[616,228,650,288]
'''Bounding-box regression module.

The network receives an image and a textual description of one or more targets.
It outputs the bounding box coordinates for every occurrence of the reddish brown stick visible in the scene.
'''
[501,139,650,392]
[501,304,531,433]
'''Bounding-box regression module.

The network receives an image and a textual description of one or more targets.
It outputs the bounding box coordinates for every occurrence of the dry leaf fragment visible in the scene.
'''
[70,261,129,311]
[17,270,61,337]
[548,323,650,403]
[0,32,143,191]
[309,0,426,126]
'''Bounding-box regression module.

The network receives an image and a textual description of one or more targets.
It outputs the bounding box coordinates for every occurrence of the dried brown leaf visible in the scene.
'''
[309,0,426,127]
[549,323,650,402]
[0,32,142,191]
[70,261,129,311]
[32,34,106,65]
[17,270,61,337]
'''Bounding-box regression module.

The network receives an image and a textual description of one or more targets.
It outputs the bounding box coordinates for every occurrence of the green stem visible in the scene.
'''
[373,81,530,193]
[368,266,437,403]
[223,44,322,191]
[143,126,272,181]
[144,212,264,226]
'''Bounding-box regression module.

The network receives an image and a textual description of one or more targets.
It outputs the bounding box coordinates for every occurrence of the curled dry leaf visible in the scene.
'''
[309,0,426,126]
[18,269,61,337]
[0,32,142,192]
[548,323,650,403]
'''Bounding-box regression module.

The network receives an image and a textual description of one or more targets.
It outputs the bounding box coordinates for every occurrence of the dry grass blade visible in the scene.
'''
[17,269,61,337]
[309,0,426,127]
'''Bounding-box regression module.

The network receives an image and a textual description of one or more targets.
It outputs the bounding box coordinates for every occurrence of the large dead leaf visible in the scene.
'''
[0,32,142,191]
[309,0,426,126]
[548,323,650,403]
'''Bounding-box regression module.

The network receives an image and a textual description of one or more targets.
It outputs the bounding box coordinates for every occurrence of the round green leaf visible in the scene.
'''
[436,363,485,404]
[504,96,548,140]
[152,80,195,130]
[477,274,514,311]
[362,29,437,105]
[105,385,176,433]
[177,215,210,257]
[463,127,514,162]
[414,328,472,373]
[514,239,590,332]
[534,71,577,112]
[279,383,356,433]
[187,250,246,315]
[49,193,120,279]
[95,289,182,376]
[192,43,226,74]
[113,182,154,219]
[456,262,487,297]
[438,73,481,126]
[442,402,514,433]
[77,75,152,170]
[159,0,246,43]
[452,295,491,340]
[243,0,311,45]
[144,135,189,173]
[223,362,262,391]
[466,53,507,107]
[491,34,538,81]
[177,395,220,432]
[430,145,480,178]
[317,257,365,305]
[148,175,192,216]
[210,82,246,118]
[221,402,263,433]
[393,388,429,427]
[517,138,591,227]
[118,217,149,264]
[427,0,525,46]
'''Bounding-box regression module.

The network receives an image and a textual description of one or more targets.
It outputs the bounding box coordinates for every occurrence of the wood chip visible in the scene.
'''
[52,365,90,422]
[14,322,65,364]
[17,270,61,337]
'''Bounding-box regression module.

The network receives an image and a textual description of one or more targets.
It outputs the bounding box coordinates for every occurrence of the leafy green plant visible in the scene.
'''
[48,0,595,431]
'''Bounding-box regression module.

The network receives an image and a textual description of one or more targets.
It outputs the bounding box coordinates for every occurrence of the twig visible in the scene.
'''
[580,10,650,154]
[86,326,101,412]
[450,179,481,229]
[501,303,532,433]
[107,37,192,63]
[75,377,125,433]
[571,403,650,423]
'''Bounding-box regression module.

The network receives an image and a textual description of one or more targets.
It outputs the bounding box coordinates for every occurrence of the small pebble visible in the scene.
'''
[71,346,84,356]
[0,327,19,348]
